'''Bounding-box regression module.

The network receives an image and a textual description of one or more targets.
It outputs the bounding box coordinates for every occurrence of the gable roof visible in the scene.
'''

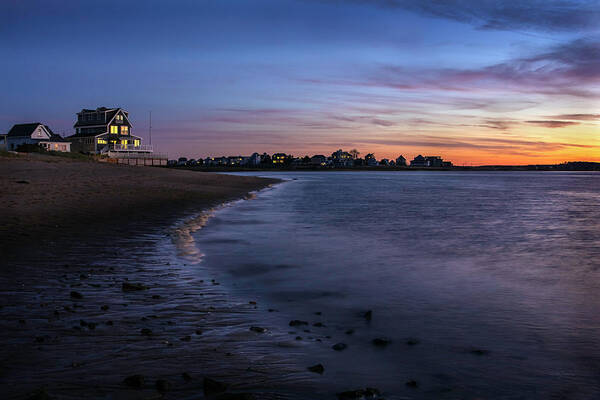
[74,107,131,128]
[7,123,45,137]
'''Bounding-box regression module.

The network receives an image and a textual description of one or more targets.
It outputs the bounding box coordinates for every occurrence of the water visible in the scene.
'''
[189,171,600,399]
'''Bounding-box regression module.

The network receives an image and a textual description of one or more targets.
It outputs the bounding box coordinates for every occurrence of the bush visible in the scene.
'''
[15,143,47,153]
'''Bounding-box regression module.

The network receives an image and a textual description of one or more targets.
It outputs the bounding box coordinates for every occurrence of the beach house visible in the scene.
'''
[67,107,148,154]
[5,123,71,152]
[396,155,407,167]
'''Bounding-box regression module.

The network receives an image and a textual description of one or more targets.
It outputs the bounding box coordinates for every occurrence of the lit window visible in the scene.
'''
[110,125,118,134]
[134,139,140,146]
[121,139,128,145]
[97,139,107,144]
[121,126,129,134]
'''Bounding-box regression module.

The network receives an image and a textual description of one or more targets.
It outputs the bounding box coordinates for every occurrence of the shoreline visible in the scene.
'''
[0,153,312,399]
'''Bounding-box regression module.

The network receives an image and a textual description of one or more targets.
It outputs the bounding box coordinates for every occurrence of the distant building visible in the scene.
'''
[247,152,261,166]
[380,158,390,166]
[67,107,148,154]
[331,149,353,167]
[365,153,378,166]
[396,155,407,167]
[272,153,288,165]
[310,154,327,166]
[0,133,7,151]
[410,155,451,168]
[5,123,70,152]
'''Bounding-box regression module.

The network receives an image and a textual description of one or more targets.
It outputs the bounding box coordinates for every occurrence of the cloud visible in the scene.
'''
[359,36,600,99]
[544,113,600,121]
[525,120,580,128]
[336,0,600,33]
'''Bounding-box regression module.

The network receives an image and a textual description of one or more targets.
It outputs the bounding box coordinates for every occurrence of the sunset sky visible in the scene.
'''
[1,0,599,165]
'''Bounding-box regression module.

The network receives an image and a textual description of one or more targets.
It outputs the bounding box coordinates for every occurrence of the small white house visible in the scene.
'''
[6,123,70,152]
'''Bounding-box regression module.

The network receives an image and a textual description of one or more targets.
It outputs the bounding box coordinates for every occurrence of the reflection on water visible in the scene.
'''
[194,171,600,399]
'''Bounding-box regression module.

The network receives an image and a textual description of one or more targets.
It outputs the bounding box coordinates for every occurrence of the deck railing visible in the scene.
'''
[110,144,153,152]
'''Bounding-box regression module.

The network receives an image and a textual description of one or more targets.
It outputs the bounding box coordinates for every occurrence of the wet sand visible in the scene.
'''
[0,154,320,399]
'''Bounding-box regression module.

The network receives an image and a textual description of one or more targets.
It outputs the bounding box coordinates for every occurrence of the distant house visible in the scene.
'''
[396,155,407,167]
[365,153,378,166]
[67,107,147,154]
[331,149,354,167]
[0,134,6,151]
[310,154,327,166]
[247,152,262,166]
[272,153,288,165]
[5,123,71,152]
[410,155,427,167]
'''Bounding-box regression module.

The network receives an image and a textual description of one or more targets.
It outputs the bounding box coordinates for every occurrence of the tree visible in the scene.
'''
[349,149,360,159]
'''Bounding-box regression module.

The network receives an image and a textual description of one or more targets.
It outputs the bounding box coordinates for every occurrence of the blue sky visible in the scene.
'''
[1,0,598,164]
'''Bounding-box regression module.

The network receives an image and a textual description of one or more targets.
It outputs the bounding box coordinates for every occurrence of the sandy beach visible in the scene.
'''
[0,154,313,400]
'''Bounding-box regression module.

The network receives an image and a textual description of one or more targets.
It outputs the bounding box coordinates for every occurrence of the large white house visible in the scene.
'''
[5,123,71,152]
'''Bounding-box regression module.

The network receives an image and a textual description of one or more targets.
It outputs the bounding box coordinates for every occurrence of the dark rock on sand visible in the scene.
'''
[332,343,347,351]
[363,310,372,321]
[308,364,325,374]
[337,387,380,399]
[141,328,152,336]
[406,380,418,388]
[180,335,192,341]
[70,291,83,299]
[26,388,51,400]
[122,282,148,291]
[106,320,113,326]
[372,337,391,347]
[406,337,420,346]
[345,329,354,335]
[313,322,325,327]
[152,295,161,299]
[249,326,267,333]
[101,305,109,311]
[470,348,490,356]
[215,393,256,400]
[204,377,228,395]
[155,379,171,392]
[195,329,203,335]
[289,320,309,327]
[123,374,145,388]
[182,372,192,382]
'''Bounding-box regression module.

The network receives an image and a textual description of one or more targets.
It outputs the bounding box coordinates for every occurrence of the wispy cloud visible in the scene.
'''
[525,120,580,128]
[544,113,600,121]
[334,0,600,33]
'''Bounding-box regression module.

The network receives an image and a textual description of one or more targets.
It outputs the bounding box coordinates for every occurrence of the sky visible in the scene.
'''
[1,0,599,165]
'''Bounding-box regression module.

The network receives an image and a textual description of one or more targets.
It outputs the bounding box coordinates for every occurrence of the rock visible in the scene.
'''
[16,180,30,184]
[313,322,325,327]
[215,393,256,400]
[249,301,257,305]
[123,374,145,388]
[141,328,152,336]
[289,320,309,327]
[26,388,50,400]
[152,295,161,299]
[345,329,354,335]
[101,305,109,311]
[19,319,26,324]
[406,380,418,388]
[249,326,267,333]
[332,343,347,351]
[363,310,372,321]
[406,337,420,346]
[70,291,83,299]
[337,387,380,399]
[87,322,97,330]
[295,336,302,340]
[372,337,391,347]
[182,372,192,382]
[308,364,324,374]
[180,335,192,341]
[314,311,322,315]
[155,379,171,392]
[204,377,228,395]
[122,282,148,292]
[268,308,277,312]
[470,348,490,356]
[195,329,203,335]
[80,320,88,327]
[106,320,113,326]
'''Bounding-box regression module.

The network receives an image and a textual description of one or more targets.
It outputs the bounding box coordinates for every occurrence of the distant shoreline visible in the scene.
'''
[172,163,600,173]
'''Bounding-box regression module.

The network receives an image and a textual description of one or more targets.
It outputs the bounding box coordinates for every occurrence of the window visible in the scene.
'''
[121,126,129,134]
[97,138,107,144]
[121,139,128,145]
[134,139,140,147]
[110,125,118,134]
[116,114,123,121]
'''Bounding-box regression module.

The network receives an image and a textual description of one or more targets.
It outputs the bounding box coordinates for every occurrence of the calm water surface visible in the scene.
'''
[191,171,600,399]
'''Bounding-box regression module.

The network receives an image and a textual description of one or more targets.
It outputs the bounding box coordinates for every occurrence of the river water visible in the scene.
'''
[187,171,600,399]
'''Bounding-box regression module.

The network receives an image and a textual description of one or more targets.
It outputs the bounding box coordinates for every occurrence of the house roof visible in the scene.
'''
[7,123,45,137]
[74,107,130,128]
